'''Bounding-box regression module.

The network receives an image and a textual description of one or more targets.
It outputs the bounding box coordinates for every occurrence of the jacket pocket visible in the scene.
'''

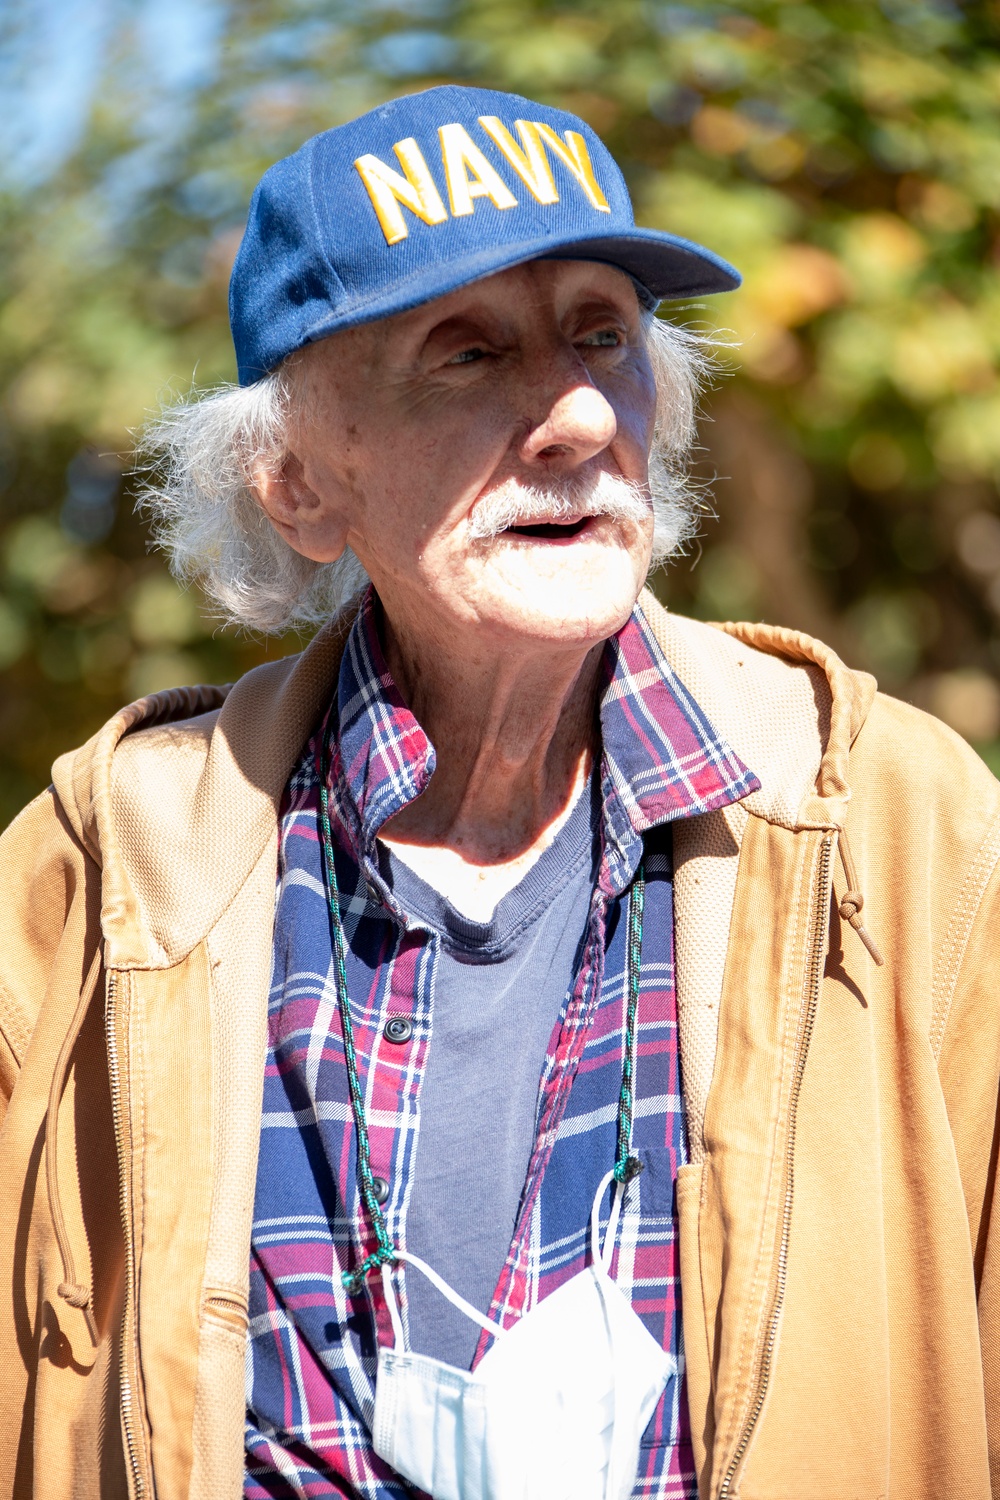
[190,1290,249,1499]
[201,1286,248,1336]
[634,1144,680,1217]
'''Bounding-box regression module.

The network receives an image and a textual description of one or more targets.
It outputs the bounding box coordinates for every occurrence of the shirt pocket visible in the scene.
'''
[634,1144,680,1219]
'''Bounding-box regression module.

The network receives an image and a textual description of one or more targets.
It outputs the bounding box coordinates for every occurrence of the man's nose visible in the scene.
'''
[519,375,618,471]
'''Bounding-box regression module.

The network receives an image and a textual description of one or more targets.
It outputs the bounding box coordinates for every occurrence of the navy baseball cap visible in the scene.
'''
[230,84,741,385]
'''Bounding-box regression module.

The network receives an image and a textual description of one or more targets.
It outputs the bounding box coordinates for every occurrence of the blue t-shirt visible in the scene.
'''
[383,777,599,1370]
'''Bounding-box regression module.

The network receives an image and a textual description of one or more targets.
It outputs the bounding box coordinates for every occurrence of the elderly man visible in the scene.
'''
[1,83,999,1500]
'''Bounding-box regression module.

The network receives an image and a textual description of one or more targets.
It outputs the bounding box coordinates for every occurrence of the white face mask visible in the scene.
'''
[371,1168,674,1500]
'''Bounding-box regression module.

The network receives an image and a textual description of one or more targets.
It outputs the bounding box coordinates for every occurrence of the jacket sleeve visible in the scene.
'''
[0,788,97,1127]
[936,838,1000,1493]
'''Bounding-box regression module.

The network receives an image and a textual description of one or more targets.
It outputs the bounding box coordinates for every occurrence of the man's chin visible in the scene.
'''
[466,545,647,646]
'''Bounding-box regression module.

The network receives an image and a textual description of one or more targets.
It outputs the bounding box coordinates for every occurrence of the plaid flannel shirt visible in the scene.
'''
[245,590,757,1498]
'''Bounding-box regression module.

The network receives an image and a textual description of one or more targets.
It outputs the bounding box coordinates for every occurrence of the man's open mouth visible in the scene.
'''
[505,517,592,540]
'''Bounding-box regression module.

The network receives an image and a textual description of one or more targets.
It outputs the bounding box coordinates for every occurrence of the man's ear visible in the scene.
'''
[251,452,350,563]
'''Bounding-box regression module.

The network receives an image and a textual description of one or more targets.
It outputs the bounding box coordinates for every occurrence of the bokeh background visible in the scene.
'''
[3,0,1000,827]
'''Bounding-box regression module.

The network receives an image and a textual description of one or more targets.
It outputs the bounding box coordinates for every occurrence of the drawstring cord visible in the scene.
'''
[837,829,884,967]
[318,718,646,1290]
[46,945,103,1346]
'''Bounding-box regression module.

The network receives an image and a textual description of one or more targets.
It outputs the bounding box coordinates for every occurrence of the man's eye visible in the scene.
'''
[447,347,487,365]
[580,329,622,347]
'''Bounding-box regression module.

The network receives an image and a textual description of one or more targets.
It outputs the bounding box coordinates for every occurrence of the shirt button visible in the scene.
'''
[371,1176,390,1205]
[383,1016,412,1044]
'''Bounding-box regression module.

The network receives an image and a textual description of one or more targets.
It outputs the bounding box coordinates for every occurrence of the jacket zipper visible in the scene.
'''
[105,969,146,1499]
[717,832,834,1499]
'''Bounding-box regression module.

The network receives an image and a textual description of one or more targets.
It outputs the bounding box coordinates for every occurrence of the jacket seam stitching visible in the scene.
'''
[713,829,813,1485]
[130,971,154,1476]
[200,868,272,1295]
[929,807,1000,1060]
[111,823,282,972]
[695,1159,715,1410]
[724,830,825,1495]
[0,974,30,1063]
[729,831,817,1489]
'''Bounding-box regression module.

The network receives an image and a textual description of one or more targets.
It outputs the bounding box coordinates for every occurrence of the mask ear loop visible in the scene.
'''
[395,1250,504,1340]
[381,1261,406,1351]
[588,1170,625,1500]
[590,1168,618,1269]
[589,1169,628,1273]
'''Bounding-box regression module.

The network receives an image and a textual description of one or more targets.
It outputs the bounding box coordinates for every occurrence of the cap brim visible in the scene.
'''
[538,226,741,300]
[296,226,739,357]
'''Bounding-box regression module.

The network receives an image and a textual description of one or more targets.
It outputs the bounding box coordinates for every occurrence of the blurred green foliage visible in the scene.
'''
[3,0,1000,826]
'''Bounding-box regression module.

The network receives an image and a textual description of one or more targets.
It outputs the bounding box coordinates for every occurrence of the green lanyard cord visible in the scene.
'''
[318,727,646,1291]
[614,858,645,1187]
[319,736,396,1292]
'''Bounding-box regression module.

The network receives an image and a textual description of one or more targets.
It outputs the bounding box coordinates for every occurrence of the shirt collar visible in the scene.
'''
[331,587,758,892]
[595,600,759,891]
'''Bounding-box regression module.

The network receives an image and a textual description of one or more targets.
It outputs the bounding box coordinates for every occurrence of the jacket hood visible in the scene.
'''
[639,595,877,830]
[50,592,876,970]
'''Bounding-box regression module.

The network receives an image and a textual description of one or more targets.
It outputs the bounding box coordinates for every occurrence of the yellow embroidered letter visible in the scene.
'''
[491,121,611,213]
[437,122,519,218]
[477,117,560,205]
[354,138,448,245]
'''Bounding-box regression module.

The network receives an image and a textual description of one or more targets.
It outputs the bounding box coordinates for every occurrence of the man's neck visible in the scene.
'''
[377,622,603,921]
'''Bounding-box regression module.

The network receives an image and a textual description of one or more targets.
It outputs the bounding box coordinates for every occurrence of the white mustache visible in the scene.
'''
[467,471,651,541]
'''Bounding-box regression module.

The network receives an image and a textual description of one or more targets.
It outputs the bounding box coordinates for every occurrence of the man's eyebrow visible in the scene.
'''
[569,293,635,319]
[553,294,640,335]
[416,308,511,350]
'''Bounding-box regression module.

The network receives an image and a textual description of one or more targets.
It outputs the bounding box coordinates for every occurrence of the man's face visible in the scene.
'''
[274,258,658,653]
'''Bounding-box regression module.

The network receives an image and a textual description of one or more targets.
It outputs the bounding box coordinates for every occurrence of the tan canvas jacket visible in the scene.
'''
[1,590,999,1500]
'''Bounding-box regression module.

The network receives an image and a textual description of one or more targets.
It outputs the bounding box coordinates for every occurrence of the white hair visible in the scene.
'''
[135,313,713,634]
